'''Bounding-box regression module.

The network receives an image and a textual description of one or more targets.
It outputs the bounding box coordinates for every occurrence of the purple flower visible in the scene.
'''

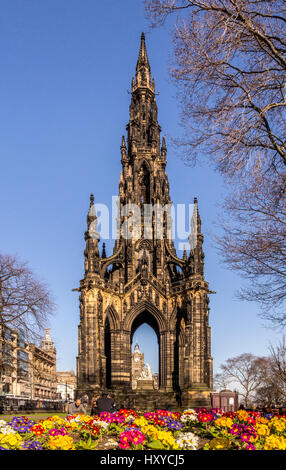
[22,440,43,450]
[17,426,31,433]
[167,421,183,430]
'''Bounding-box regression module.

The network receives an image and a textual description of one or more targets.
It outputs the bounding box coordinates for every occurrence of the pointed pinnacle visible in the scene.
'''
[136,32,150,72]
[121,135,126,149]
[183,245,187,261]
[88,193,97,219]
[101,242,107,258]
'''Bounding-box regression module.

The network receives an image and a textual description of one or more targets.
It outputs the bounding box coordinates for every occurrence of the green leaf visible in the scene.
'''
[147,440,166,450]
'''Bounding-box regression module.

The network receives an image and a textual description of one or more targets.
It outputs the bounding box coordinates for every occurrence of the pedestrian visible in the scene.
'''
[81,394,89,406]
[96,391,116,414]
[90,393,100,416]
[68,398,86,415]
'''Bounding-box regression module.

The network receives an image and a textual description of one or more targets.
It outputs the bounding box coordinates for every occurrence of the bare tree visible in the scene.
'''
[217,171,286,324]
[218,353,268,407]
[145,0,286,322]
[145,0,286,174]
[268,336,286,399]
[213,371,232,391]
[254,338,286,406]
[0,252,55,342]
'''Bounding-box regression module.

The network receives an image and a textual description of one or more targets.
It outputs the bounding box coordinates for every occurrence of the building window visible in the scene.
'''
[17,350,29,381]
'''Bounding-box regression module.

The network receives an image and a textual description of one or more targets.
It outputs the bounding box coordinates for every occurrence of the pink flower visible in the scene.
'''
[49,428,61,436]
[246,443,256,450]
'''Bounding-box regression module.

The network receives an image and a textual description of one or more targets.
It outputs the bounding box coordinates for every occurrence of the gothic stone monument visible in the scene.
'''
[76,33,213,409]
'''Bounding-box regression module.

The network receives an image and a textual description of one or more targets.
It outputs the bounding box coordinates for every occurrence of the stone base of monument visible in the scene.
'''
[136,379,154,390]
[110,389,178,411]
[181,385,212,408]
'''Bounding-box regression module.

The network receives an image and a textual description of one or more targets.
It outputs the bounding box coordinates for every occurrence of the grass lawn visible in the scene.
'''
[0,412,68,421]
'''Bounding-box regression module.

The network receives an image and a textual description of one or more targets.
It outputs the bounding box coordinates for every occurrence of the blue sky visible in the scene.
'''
[0,0,282,378]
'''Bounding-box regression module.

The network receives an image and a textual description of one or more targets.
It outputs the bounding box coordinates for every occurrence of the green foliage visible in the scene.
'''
[147,439,167,450]
[75,436,98,450]
[205,437,231,450]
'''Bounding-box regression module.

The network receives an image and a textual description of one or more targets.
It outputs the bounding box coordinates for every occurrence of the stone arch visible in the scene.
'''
[104,304,120,331]
[166,261,186,281]
[101,259,124,277]
[123,300,165,389]
[173,314,187,391]
[123,299,168,333]
[103,304,121,388]
[169,299,189,331]
[137,161,151,204]
[135,158,152,173]
[135,239,153,252]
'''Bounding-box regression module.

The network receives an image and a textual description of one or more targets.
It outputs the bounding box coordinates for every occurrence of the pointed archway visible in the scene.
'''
[131,312,160,388]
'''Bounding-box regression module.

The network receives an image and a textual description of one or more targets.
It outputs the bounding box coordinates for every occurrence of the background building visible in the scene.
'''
[0,326,57,402]
[56,370,77,401]
[211,389,239,412]
[30,329,57,401]
[131,343,159,390]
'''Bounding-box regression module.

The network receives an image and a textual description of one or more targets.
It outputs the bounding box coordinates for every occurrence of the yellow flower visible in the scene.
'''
[236,410,249,422]
[156,430,179,449]
[255,424,270,437]
[0,432,22,449]
[256,417,268,425]
[48,435,74,450]
[268,417,286,433]
[42,420,55,430]
[78,415,92,422]
[50,416,66,426]
[264,435,286,450]
[214,417,233,428]
[133,417,148,427]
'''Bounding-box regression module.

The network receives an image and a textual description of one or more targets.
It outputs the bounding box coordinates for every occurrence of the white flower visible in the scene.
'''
[182,408,197,415]
[181,410,198,423]
[176,432,199,450]
[0,426,16,435]
[104,438,118,447]
[95,420,109,429]
[125,415,134,422]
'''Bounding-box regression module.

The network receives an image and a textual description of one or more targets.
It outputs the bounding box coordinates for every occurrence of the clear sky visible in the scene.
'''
[0,0,282,378]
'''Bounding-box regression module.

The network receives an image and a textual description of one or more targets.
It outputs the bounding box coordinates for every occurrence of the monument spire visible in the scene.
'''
[136,32,151,73]
[77,34,213,408]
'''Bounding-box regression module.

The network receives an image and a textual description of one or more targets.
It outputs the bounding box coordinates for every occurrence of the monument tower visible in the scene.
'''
[76,34,213,408]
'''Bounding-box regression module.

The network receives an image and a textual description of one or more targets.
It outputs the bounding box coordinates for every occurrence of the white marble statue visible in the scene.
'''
[139,363,152,380]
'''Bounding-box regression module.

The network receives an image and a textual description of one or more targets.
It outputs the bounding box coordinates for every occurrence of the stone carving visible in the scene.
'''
[139,363,152,380]
[76,34,213,407]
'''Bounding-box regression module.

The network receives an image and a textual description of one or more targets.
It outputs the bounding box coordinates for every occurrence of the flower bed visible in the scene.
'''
[1,408,286,450]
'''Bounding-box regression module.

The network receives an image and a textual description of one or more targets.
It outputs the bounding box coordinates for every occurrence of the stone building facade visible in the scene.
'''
[76,34,213,408]
[30,329,57,400]
[56,370,77,401]
[0,324,32,398]
[211,389,239,412]
[0,326,57,401]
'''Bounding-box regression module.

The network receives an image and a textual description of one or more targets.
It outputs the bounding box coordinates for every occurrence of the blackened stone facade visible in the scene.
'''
[76,34,213,408]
